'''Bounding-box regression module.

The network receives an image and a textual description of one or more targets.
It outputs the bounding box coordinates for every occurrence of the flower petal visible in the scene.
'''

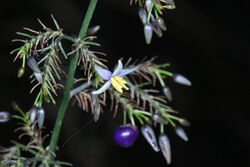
[112,60,123,76]
[27,57,41,73]
[95,65,112,80]
[118,66,138,77]
[92,80,111,94]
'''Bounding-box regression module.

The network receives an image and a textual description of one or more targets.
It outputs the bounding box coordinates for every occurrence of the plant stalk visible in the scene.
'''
[49,0,98,156]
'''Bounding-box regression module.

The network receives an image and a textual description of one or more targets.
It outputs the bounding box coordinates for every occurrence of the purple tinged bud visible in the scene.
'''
[138,8,147,25]
[29,107,37,124]
[150,15,163,38]
[141,125,160,152]
[37,108,45,129]
[144,24,153,44]
[175,126,189,141]
[0,111,10,123]
[156,17,167,31]
[152,114,166,124]
[173,74,192,86]
[163,86,172,101]
[159,134,171,164]
[145,0,153,12]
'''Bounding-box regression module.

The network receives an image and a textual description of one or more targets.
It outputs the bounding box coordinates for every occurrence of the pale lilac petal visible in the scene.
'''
[95,65,112,80]
[27,57,40,73]
[118,66,138,77]
[112,60,123,76]
[92,80,111,94]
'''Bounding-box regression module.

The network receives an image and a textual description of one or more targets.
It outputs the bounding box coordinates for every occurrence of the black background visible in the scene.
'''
[0,0,250,167]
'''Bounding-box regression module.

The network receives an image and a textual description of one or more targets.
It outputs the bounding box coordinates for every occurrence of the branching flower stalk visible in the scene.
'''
[49,0,98,158]
[2,0,192,165]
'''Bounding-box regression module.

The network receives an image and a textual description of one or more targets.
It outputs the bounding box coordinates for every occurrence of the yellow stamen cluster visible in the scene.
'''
[111,76,129,93]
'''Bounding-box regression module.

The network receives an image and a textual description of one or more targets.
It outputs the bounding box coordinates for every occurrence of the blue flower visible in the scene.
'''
[92,60,137,94]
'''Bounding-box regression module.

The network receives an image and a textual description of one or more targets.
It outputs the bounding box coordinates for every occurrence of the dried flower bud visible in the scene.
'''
[173,74,192,86]
[144,24,153,44]
[29,107,37,124]
[37,107,45,129]
[179,118,191,126]
[163,86,172,101]
[152,114,166,124]
[141,125,160,152]
[138,7,147,25]
[0,111,10,123]
[156,17,167,31]
[164,0,176,9]
[92,94,100,122]
[159,134,171,164]
[145,0,153,12]
[18,67,25,78]
[175,126,189,141]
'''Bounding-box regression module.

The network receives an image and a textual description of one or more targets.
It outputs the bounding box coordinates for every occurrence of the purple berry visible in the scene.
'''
[113,124,138,148]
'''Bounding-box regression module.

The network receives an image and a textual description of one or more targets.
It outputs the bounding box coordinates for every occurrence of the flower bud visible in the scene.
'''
[163,86,172,101]
[29,107,37,124]
[0,111,10,123]
[88,25,101,35]
[18,67,25,78]
[156,17,167,31]
[152,114,166,124]
[150,15,163,38]
[144,24,153,44]
[145,0,153,12]
[159,134,171,164]
[138,8,147,25]
[173,74,192,86]
[179,118,191,126]
[37,107,45,129]
[141,125,160,152]
[175,126,189,141]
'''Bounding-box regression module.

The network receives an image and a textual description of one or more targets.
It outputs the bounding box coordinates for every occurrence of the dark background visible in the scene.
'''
[1,0,250,166]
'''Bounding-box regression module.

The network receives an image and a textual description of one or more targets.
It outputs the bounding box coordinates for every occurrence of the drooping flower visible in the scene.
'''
[92,60,138,94]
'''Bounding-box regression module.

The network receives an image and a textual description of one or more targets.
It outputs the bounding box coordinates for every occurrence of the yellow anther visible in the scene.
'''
[111,76,129,93]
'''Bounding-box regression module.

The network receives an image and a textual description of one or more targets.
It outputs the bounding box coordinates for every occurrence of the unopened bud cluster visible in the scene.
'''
[135,0,176,44]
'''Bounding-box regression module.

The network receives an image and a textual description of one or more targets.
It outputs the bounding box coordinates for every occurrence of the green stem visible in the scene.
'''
[49,0,98,157]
